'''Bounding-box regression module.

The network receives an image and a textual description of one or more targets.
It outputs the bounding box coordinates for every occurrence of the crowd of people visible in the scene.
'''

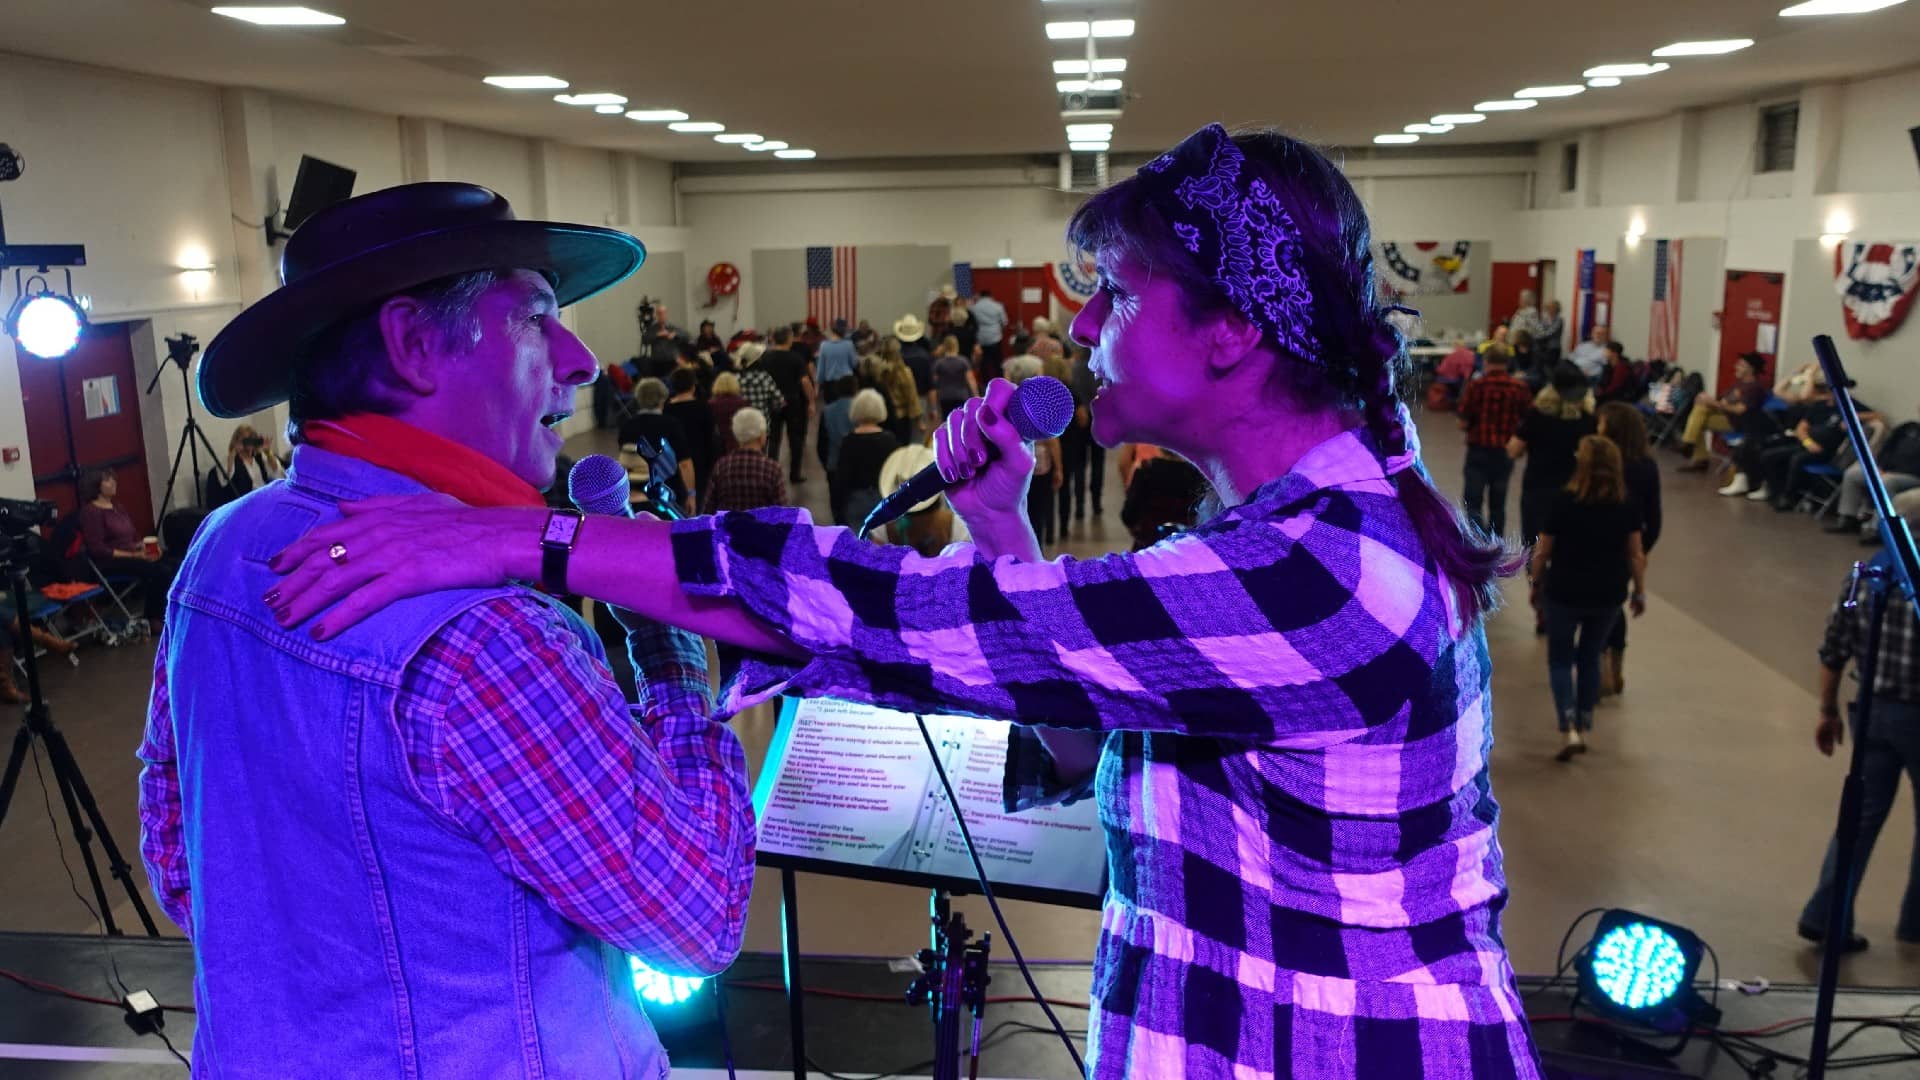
[606,292,1201,550]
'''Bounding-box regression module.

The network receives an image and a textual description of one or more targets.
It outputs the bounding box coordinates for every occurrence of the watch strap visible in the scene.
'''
[540,509,583,595]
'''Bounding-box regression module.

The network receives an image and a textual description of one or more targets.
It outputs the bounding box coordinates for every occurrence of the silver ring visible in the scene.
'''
[328,542,349,567]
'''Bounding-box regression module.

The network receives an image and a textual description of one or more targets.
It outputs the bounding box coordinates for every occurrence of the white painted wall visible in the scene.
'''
[443,124,536,213]
[1835,67,1920,195]
[1598,118,1674,209]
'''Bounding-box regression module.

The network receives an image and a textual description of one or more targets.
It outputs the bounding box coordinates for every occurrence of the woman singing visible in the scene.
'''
[268,124,1539,1078]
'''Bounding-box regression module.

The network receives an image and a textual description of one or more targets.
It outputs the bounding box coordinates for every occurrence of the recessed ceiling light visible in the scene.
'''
[714,133,763,144]
[625,109,689,122]
[594,104,625,114]
[1583,62,1671,78]
[1515,85,1585,98]
[1092,19,1135,36]
[1069,141,1111,152]
[1057,78,1124,93]
[1374,133,1420,144]
[1651,39,1755,56]
[1045,18,1135,38]
[1066,123,1114,137]
[1432,113,1485,124]
[211,6,345,25]
[1053,58,1127,74]
[1780,0,1905,15]
[1046,20,1089,38]
[745,140,788,152]
[667,121,725,133]
[1405,123,1454,134]
[484,75,569,90]
[774,149,816,160]
[1475,99,1539,111]
[1588,77,1623,87]
[554,93,628,106]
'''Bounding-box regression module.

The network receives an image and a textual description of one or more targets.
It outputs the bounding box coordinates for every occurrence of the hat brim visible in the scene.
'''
[893,324,926,342]
[199,220,645,419]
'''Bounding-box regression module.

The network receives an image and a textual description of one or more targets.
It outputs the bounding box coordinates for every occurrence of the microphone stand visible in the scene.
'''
[1805,334,1920,1079]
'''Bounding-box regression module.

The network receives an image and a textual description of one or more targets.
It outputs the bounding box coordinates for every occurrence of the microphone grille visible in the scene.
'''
[567,454,630,516]
[1008,375,1075,442]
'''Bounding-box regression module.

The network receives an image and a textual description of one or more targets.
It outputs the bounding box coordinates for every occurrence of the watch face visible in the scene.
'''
[543,513,582,545]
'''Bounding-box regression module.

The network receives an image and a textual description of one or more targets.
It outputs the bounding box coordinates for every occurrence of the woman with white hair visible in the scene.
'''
[838,389,901,534]
[703,407,787,513]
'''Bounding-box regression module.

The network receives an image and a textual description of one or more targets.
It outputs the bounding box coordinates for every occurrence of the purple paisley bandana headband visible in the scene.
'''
[1135,123,1321,365]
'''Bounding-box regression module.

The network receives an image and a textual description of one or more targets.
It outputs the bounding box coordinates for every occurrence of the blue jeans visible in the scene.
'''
[1799,699,1920,942]
[1546,603,1620,726]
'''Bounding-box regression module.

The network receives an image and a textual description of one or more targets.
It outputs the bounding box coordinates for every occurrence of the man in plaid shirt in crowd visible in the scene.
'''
[1457,345,1534,537]
[703,407,789,514]
[1798,552,1920,953]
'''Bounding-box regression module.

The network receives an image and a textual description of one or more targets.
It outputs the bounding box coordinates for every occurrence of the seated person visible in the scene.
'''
[75,467,174,626]
[1831,418,1920,536]
[1776,360,1824,406]
[1595,342,1638,404]
[1477,324,1510,354]
[1758,382,1873,511]
[617,377,695,516]
[1679,352,1768,476]
[1432,335,1477,408]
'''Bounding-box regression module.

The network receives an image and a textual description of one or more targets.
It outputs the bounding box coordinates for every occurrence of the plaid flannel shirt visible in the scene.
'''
[672,430,1541,1079]
[139,597,754,968]
[703,448,788,514]
[739,367,787,420]
[1820,565,1920,704]
[1458,375,1535,450]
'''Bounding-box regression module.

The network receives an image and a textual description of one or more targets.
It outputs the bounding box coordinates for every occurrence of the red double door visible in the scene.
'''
[1717,270,1786,394]
[966,268,1053,335]
[19,320,156,535]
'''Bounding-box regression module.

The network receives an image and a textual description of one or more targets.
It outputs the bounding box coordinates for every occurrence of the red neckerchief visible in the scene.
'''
[301,413,547,508]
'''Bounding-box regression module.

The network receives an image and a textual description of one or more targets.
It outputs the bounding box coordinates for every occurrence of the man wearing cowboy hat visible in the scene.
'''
[136,182,754,1076]
[893,313,934,400]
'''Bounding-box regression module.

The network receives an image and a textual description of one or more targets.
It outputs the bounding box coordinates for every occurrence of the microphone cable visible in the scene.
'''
[911,714,1088,1076]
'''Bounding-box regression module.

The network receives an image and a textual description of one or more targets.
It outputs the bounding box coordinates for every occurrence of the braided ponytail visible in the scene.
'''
[1356,317,1523,628]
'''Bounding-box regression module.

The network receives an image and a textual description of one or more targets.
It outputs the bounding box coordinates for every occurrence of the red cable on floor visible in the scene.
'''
[0,967,193,1012]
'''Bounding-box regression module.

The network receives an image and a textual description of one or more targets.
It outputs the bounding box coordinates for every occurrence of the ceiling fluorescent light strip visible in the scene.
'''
[1780,0,1907,14]
[484,75,569,89]
[626,109,689,122]
[1650,39,1754,56]
[1474,99,1538,111]
[211,6,346,26]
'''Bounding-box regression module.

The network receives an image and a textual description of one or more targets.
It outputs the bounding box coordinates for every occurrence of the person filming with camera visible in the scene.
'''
[207,424,285,509]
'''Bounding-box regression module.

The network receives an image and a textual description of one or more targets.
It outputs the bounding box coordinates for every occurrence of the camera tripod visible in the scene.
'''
[149,333,226,519]
[0,535,159,937]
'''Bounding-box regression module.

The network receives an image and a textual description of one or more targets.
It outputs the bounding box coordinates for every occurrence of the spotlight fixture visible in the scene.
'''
[630,957,706,1007]
[1573,909,1719,1052]
[211,6,345,25]
[625,109,689,123]
[1781,0,1908,12]
[1432,113,1485,124]
[5,272,88,360]
[1374,133,1420,144]
[1475,99,1538,111]
[1651,39,1754,56]
[483,75,570,90]
[1515,85,1585,98]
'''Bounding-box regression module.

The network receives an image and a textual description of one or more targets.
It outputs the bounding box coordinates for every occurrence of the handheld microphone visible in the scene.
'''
[860,375,1075,535]
[567,454,634,518]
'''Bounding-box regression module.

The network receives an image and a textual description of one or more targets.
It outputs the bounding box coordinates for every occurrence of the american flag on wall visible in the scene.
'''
[951,262,975,299]
[1574,249,1597,343]
[1647,239,1683,361]
[806,246,858,326]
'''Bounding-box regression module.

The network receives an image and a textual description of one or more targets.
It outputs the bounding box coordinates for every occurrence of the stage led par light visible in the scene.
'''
[629,956,708,1009]
[1574,908,1719,1043]
[4,276,87,360]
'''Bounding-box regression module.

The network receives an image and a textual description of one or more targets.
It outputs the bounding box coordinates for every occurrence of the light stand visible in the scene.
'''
[906,890,993,1080]
[147,332,227,518]
[1805,333,1920,1079]
[0,519,159,937]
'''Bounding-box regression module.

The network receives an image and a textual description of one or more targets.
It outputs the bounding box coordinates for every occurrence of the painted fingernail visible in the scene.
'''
[309,623,327,640]
[269,552,286,571]
[980,406,998,425]
[263,589,281,606]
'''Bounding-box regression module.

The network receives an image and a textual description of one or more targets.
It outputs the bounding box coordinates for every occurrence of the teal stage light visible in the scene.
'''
[630,956,708,1008]
[1573,908,1719,1050]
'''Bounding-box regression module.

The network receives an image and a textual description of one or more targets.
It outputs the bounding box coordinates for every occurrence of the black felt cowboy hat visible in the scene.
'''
[199,181,646,419]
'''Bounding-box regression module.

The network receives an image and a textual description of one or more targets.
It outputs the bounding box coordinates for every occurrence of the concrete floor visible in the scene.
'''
[3,410,1915,995]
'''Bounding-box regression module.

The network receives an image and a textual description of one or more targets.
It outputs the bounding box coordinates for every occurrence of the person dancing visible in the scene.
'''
[268,126,1540,1078]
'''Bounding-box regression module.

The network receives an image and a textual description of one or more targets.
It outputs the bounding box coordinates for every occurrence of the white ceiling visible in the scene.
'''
[3,0,1919,162]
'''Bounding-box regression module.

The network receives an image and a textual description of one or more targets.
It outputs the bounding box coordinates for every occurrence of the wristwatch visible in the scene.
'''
[540,509,584,595]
